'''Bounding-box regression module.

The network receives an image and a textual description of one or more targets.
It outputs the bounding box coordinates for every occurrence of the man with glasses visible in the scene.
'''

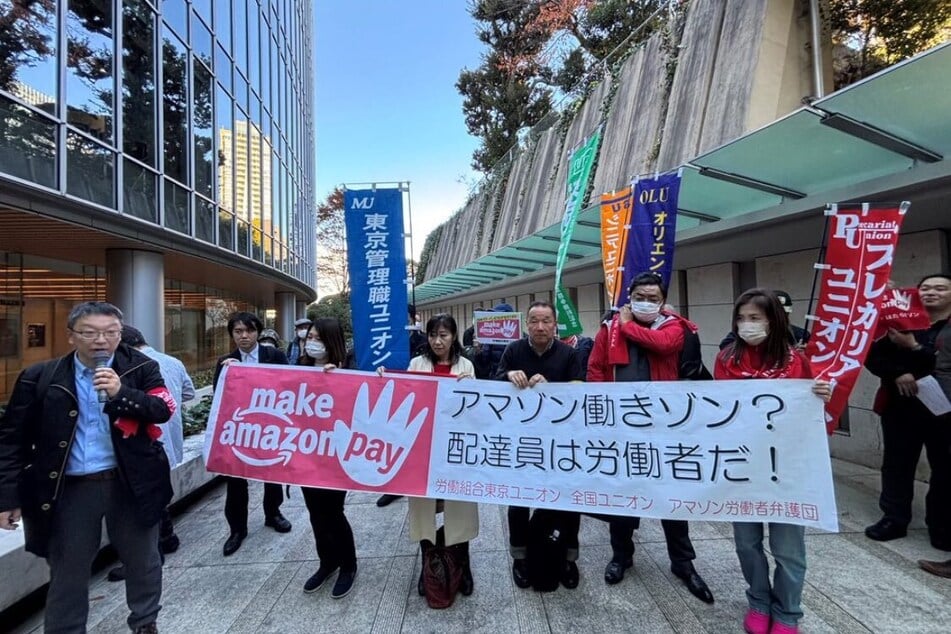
[0,302,174,634]
[214,312,292,556]
[497,300,586,590]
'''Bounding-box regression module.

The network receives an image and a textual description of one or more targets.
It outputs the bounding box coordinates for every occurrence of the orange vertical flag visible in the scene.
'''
[600,187,633,308]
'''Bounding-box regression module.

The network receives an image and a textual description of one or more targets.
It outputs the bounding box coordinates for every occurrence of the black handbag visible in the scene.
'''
[526,509,566,592]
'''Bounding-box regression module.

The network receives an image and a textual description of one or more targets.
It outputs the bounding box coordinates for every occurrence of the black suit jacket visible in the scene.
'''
[213,345,289,390]
[0,345,173,557]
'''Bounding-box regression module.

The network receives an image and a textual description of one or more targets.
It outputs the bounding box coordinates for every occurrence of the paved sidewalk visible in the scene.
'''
[11,459,951,633]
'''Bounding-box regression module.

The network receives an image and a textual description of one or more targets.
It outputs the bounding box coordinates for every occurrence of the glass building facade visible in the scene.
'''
[0,0,316,400]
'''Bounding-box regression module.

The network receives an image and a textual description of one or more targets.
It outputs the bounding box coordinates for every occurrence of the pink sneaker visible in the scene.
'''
[769,623,799,634]
[743,609,770,634]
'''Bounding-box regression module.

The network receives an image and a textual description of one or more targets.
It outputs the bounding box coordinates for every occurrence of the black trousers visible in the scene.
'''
[879,404,951,540]
[595,514,696,566]
[508,506,580,559]
[224,476,284,534]
[301,487,357,572]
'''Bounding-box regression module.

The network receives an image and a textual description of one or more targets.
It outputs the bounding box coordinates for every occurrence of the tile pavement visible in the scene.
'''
[10,459,951,633]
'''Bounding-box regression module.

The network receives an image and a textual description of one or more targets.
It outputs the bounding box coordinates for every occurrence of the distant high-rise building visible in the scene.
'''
[0,0,316,399]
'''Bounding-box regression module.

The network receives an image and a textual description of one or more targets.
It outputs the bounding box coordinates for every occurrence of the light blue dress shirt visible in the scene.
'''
[66,354,118,475]
[139,345,195,466]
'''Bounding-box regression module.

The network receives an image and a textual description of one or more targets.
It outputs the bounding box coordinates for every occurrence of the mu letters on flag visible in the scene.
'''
[205,365,838,531]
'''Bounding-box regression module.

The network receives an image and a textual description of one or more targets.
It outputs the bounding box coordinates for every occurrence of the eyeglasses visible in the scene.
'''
[71,329,122,341]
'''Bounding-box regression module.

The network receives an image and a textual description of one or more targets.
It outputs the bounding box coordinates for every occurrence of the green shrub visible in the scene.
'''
[183,395,214,437]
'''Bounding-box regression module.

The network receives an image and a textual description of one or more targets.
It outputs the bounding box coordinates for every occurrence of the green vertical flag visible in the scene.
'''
[555,127,602,336]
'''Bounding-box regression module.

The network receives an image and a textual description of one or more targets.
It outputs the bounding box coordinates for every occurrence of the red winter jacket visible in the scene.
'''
[588,312,693,383]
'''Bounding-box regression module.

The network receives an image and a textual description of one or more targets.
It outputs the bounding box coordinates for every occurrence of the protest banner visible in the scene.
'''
[627,171,681,289]
[343,187,409,371]
[554,127,601,336]
[205,365,838,531]
[472,310,522,346]
[806,202,910,429]
[600,187,633,308]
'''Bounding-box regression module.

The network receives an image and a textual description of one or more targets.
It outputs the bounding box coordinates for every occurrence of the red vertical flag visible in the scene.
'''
[806,202,910,432]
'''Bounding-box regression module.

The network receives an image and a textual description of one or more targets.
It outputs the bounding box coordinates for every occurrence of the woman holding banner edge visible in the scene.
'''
[381,313,478,606]
[297,318,359,599]
[714,289,832,634]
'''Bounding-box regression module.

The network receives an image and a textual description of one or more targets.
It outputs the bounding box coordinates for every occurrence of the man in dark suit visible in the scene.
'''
[214,312,292,556]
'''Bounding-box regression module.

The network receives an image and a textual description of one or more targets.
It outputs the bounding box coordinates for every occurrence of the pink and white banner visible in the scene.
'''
[473,311,522,346]
[204,365,838,531]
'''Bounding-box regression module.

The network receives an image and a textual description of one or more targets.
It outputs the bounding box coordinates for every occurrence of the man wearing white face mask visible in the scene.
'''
[286,318,312,363]
[587,272,714,603]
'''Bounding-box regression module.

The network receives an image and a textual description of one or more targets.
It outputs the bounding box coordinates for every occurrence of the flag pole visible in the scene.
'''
[803,204,833,340]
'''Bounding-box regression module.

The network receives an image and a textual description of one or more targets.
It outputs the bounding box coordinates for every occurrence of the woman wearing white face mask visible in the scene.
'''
[296,318,358,599]
[714,289,832,634]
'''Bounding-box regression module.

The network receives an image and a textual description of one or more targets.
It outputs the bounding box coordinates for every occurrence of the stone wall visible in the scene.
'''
[423,0,821,281]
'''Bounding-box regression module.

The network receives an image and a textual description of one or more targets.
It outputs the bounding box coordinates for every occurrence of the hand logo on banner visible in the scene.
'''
[333,380,429,486]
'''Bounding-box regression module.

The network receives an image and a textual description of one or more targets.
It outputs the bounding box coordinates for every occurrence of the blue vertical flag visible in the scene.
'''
[343,188,409,371]
[623,171,681,291]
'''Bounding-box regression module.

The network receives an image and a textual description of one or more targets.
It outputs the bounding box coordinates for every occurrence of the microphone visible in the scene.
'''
[93,351,110,403]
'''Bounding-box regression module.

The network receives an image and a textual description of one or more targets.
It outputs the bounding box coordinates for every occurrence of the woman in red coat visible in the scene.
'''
[714,288,831,634]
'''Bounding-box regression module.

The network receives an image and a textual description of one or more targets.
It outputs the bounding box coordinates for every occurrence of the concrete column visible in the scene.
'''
[296,300,307,318]
[106,249,165,351]
[685,262,741,369]
[576,283,603,336]
[276,292,296,342]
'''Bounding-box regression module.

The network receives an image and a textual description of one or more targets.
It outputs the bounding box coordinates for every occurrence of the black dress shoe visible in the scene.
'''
[331,568,357,599]
[107,566,126,582]
[865,517,907,542]
[303,566,338,593]
[671,564,714,604]
[223,531,247,556]
[159,533,180,554]
[604,558,633,585]
[512,558,531,589]
[561,561,580,589]
[376,494,403,507]
[460,562,474,596]
[265,513,292,533]
[929,531,951,551]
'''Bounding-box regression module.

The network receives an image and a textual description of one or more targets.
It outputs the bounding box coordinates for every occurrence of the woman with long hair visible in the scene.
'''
[714,289,832,634]
[387,313,478,604]
[298,318,358,599]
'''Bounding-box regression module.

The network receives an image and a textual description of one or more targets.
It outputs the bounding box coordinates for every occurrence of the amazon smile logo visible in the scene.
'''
[215,379,430,483]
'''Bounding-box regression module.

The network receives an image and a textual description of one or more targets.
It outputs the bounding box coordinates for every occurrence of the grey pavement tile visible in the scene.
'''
[14,461,951,634]
[543,543,676,633]
[84,561,190,633]
[470,502,508,553]
[227,562,304,634]
[804,532,951,633]
[829,457,878,478]
[637,540,728,633]
[370,554,415,634]
[194,503,311,566]
[153,562,279,633]
[245,556,391,633]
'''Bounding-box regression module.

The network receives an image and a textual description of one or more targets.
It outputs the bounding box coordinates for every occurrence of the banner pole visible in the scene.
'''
[802,204,833,338]
[404,181,417,309]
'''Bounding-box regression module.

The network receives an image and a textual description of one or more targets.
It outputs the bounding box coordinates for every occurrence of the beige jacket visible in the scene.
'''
[406,354,479,545]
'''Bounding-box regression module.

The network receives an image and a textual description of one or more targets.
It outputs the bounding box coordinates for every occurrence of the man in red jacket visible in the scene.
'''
[587,272,714,603]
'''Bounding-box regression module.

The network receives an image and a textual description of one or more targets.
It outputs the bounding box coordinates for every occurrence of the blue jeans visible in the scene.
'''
[733,522,806,627]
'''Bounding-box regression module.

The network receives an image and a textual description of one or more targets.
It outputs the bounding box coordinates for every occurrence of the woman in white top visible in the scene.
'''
[404,314,477,598]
